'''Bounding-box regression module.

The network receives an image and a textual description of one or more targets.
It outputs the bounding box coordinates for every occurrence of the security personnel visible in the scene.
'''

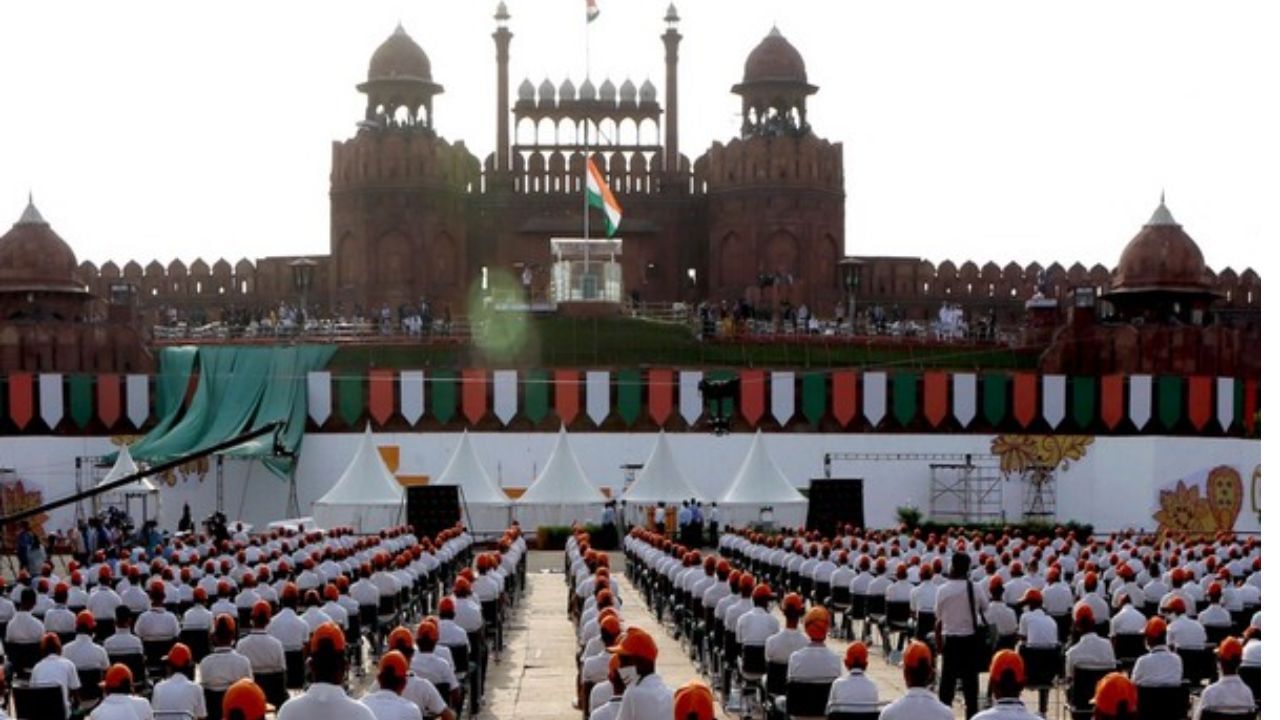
[825,642,877,715]
[611,627,673,720]
[972,650,1039,720]
[1091,672,1138,720]
[223,678,271,720]
[1194,637,1255,719]
[151,643,207,720]
[878,641,952,720]
[277,622,376,720]
[1131,617,1183,687]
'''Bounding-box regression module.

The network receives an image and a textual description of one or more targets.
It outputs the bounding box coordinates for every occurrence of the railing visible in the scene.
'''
[151,319,474,344]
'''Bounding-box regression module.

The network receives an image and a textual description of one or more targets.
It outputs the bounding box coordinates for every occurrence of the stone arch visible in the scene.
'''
[719,232,754,289]
[376,231,414,288]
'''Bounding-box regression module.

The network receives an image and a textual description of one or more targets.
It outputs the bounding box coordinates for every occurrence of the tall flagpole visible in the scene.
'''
[581,8,592,300]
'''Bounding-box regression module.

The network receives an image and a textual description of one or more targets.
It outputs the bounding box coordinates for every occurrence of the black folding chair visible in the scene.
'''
[285,649,306,689]
[179,628,211,662]
[144,638,177,676]
[1178,646,1217,686]
[1065,666,1111,720]
[784,680,834,719]
[1112,634,1145,670]
[1239,665,1261,707]
[6,641,40,680]
[107,652,148,692]
[203,688,227,720]
[1199,709,1258,720]
[254,670,288,708]
[13,683,68,720]
[77,667,105,705]
[1136,684,1188,720]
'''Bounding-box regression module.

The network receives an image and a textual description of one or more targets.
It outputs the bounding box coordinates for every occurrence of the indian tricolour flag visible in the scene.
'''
[586,157,622,236]
[586,0,600,22]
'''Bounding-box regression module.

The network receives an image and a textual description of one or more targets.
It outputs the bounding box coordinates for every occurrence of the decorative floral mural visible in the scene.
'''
[990,435,1094,475]
[1152,465,1247,538]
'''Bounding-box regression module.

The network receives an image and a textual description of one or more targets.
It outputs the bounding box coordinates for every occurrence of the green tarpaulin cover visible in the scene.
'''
[127,345,335,479]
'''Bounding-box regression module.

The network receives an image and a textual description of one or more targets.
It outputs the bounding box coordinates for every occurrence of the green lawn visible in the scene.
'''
[326,316,1038,370]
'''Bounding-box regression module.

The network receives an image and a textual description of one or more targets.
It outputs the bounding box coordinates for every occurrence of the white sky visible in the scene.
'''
[1,1,1277,274]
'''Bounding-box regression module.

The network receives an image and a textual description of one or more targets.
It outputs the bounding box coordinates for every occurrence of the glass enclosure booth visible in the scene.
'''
[550,238,623,303]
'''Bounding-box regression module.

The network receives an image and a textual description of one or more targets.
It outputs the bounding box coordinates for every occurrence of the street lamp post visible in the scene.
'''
[290,258,317,334]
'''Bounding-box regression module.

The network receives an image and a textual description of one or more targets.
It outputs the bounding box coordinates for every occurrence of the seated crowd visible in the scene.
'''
[0,521,528,720]
[564,523,1261,720]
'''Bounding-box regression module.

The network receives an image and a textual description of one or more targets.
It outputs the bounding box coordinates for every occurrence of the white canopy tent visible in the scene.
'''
[515,428,604,528]
[95,445,161,526]
[621,432,706,525]
[313,425,405,532]
[434,431,512,535]
[718,431,807,528]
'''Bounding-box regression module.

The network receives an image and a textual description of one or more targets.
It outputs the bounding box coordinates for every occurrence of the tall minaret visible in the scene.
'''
[662,3,681,176]
[493,2,513,174]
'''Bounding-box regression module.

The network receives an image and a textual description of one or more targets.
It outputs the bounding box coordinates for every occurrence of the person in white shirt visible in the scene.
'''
[151,642,207,720]
[6,588,45,648]
[934,552,989,719]
[199,614,253,691]
[736,584,781,655]
[878,641,953,720]
[43,583,77,639]
[984,578,1018,647]
[1197,582,1233,633]
[64,611,111,671]
[267,584,310,652]
[589,654,626,720]
[236,601,287,674]
[89,664,154,720]
[765,593,809,667]
[972,650,1039,720]
[1109,593,1147,637]
[612,627,673,720]
[29,633,82,715]
[362,651,421,720]
[1065,604,1115,679]
[1240,626,1260,667]
[1131,617,1183,687]
[1194,636,1255,719]
[278,621,377,720]
[1164,596,1206,650]
[135,583,181,642]
[1017,589,1059,648]
[786,607,842,720]
[183,587,215,630]
[413,618,461,710]
[826,642,878,715]
[103,604,144,656]
[385,627,452,720]
[672,680,715,720]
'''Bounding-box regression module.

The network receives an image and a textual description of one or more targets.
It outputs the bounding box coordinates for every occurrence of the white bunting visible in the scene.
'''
[400,370,424,425]
[494,370,519,425]
[586,371,610,425]
[1216,377,1235,431]
[126,374,149,428]
[307,371,331,425]
[771,371,795,425]
[39,373,63,429]
[680,371,704,425]
[1042,374,1066,428]
[953,373,977,427]
[863,372,887,427]
[1129,375,1152,430]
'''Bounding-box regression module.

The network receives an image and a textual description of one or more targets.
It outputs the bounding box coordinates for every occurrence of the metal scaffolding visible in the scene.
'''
[822,451,1004,524]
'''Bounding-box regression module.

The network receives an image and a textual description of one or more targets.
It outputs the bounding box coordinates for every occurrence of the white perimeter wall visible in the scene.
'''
[0,433,1259,535]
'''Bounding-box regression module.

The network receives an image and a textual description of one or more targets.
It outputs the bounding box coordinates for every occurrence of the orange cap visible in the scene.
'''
[599,614,622,637]
[1217,636,1243,663]
[164,642,193,668]
[378,650,410,680]
[1073,603,1094,624]
[1164,596,1187,615]
[76,611,96,633]
[251,600,272,626]
[439,597,455,614]
[803,606,831,642]
[844,642,869,669]
[1092,672,1138,716]
[902,640,932,672]
[104,663,133,692]
[673,680,715,720]
[453,576,471,594]
[609,626,658,663]
[388,626,414,653]
[416,619,439,642]
[990,649,1026,686]
[323,584,340,602]
[1021,588,1043,605]
[752,584,774,602]
[223,678,270,720]
[309,621,346,654]
[214,613,238,641]
[781,593,805,614]
[1144,616,1167,641]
